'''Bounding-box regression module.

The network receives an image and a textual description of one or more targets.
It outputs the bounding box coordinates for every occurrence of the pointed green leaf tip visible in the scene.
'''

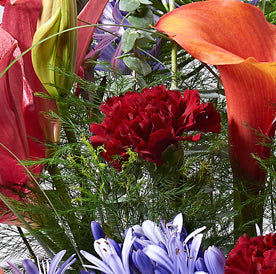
[32,0,78,98]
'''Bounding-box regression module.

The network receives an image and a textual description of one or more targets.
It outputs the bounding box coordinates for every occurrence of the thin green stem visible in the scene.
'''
[169,0,178,89]
[233,177,265,239]
[261,0,266,12]
[169,0,175,12]
[271,180,276,231]
[0,143,85,267]
[0,192,54,258]
[17,226,36,260]
[1,23,168,78]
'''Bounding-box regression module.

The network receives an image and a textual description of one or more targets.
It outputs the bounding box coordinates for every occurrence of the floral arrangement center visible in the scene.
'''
[90,85,221,169]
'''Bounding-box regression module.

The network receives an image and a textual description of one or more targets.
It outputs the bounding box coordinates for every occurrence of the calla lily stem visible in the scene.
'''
[169,0,178,90]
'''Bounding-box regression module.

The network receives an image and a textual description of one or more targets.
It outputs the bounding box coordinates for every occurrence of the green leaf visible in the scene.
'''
[136,30,156,48]
[139,0,152,4]
[119,0,140,12]
[128,6,153,28]
[123,56,152,76]
[121,29,140,53]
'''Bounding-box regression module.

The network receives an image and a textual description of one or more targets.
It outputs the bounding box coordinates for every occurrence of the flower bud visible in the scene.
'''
[32,0,78,97]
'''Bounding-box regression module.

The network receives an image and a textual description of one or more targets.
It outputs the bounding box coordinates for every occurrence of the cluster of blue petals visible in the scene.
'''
[81,213,226,274]
[8,250,76,274]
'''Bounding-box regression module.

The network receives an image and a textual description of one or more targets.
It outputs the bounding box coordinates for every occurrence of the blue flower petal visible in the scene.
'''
[108,253,125,273]
[143,245,174,273]
[204,246,226,274]
[22,260,39,274]
[121,228,135,274]
[155,264,172,274]
[195,257,208,272]
[188,234,203,272]
[91,221,105,240]
[108,237,122,258]
[8,262,24,274]
[48,250,66,273]
[80,250,113,274]
[142,220,165,244]
[132,249,154,274]
[57,253,76,274]
[158,241,168,253]
[171,213,183,233]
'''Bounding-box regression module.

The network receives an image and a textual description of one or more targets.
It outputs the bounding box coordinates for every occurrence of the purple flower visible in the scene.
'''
[87,0,164,73]
[8,250,76,274]
[81,214,226,273]
[86,0,128,72]
[132,214,226,274]
[239,0,260,5]
[249,0,260,5]
[81,228,135,274]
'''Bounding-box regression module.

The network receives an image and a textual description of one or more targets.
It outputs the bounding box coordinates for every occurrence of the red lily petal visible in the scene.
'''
[156,0,276,184]
[2,0,42,91]
[0,28,28,157]
[0,28,31,224]
[23,78,45,162]
[76,0,109,72]
[1,0,62,144]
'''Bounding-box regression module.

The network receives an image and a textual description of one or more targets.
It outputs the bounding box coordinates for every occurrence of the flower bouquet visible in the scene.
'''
[0,0,275,273]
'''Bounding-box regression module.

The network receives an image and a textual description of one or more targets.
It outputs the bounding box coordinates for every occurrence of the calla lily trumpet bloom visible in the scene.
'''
[155,0,276,188]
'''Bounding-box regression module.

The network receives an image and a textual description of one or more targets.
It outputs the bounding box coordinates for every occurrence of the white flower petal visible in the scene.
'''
[80,250,114,274]
[184,226,206,245]
[142,220,165,244]
[172,213,183,233]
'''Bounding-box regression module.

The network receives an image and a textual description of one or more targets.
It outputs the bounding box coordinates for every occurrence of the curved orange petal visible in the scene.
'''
[220,59,276,183]
[156,0,276,185]
[155,0,276,64]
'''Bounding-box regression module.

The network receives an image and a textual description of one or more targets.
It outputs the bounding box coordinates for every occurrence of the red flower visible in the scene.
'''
[225,233,276,274]
[90,85,221,169]
[0,0,109,224]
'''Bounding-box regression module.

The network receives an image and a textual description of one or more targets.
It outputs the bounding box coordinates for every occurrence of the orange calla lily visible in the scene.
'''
[156,0,276,186]
[156,0,276,234]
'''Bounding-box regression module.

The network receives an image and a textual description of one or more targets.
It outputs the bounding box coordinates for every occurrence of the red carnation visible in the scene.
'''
[225,233,276,274]
[90,85,221,169]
